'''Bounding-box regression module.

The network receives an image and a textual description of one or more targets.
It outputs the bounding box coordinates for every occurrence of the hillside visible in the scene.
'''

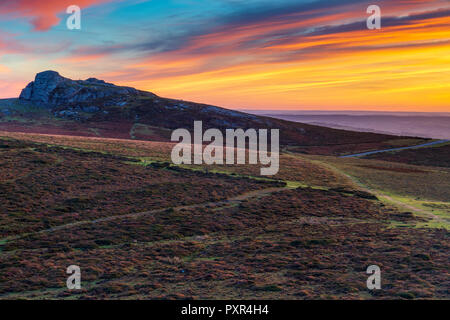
[0,71,428,155]
[0,71,448,300]
[0,133,448,300]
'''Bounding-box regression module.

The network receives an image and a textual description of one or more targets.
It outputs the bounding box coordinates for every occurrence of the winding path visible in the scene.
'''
[312,158,445,224]
[340,139,449,158]
[0,187,287,245]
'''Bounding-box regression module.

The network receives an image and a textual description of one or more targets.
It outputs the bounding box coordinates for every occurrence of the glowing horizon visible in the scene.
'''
[0,0,449,112]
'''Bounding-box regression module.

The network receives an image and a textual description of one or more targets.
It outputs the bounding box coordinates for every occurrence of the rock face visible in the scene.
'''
[19,70,140,107]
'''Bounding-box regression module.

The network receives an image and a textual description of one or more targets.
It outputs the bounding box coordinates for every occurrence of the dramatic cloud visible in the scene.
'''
[1,0,449,110]
[0,0,114,30]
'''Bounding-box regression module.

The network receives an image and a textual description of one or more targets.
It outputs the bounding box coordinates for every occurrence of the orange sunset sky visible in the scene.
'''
[0,0,449,111]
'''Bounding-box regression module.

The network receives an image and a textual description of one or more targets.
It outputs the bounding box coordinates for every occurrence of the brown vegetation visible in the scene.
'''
[364,143,450,168]
[0,135,448,300]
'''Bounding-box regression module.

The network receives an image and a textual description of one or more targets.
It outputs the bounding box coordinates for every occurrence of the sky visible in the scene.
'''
[0,0,449,111]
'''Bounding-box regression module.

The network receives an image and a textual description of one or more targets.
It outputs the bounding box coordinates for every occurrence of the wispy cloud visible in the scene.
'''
[0,0,115,30]
[0,0,449,110]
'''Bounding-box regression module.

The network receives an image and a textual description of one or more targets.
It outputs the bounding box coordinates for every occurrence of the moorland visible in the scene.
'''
[0,71,448,299]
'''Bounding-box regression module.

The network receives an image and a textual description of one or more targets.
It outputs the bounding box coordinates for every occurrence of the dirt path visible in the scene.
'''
[341,139,449,158]
[311,157,445,224]
[378,194,444,222]
[1,187,287,245]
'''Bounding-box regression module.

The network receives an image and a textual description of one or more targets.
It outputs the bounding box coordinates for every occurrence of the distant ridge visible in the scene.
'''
[248,110,450,139]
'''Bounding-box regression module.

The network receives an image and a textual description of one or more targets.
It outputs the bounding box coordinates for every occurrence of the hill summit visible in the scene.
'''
[2,70,406,149]
[19,70,142,107]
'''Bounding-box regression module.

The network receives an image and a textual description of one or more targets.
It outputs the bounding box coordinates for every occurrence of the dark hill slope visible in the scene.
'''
[0,71,427,154]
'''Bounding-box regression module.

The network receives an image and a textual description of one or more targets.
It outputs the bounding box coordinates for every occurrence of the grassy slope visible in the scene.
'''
[309,148,450,229]
[1,97,430,155]
[0,133,448,299]
[364,142,450,167]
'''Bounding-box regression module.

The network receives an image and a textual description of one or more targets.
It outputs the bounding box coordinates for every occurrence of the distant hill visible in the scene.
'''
[0,71,428,155]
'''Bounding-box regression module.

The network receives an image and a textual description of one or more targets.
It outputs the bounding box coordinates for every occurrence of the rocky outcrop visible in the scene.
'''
[19,70,141,108]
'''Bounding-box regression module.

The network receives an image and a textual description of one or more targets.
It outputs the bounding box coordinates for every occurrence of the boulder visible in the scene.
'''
[19,70,140,108]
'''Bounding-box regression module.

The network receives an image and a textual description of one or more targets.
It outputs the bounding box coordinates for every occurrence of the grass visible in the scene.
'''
[393,196,449,220]
[306,154,450,230]
[311,155,450,201]
[131,157,341,192]
[380,193,450,230]
[364,142,450,168]
[384,138,431,147]
[0,132,449,300]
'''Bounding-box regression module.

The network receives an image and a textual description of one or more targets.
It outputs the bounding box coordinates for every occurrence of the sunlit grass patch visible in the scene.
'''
[380,193,449,230]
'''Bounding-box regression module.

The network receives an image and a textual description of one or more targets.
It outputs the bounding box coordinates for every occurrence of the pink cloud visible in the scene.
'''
[0,0,114,31]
